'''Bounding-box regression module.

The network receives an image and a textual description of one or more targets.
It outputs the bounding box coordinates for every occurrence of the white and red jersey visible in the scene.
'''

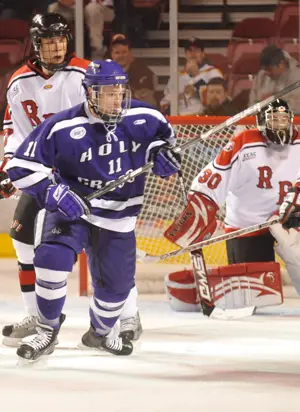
[190,128,300,232]
[3,55,90,158]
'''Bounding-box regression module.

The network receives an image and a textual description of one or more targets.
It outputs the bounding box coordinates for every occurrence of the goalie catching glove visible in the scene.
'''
[149,143,181,178]
[279,183,300,229]
[45,183,91,220]
[164,192,219,247]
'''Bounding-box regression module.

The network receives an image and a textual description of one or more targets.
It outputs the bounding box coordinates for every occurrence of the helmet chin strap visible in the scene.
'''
[276,130,287,145]
[40,60,67,73]
[88,97,102,118]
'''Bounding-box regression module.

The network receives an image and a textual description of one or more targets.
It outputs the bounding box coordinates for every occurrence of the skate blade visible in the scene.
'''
[77,342,105,352]
[16,355,49,368]
[2,336,22,347]
[210,306,256,320]
[131,339,142,351]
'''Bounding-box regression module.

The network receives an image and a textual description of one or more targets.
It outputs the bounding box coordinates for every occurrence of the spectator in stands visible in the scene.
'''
[110,34,158,107]
[249,44,300,115]
[160,37,223,115]
[203,77,238,116]
[48,0,114,59]
[0,0,48,20]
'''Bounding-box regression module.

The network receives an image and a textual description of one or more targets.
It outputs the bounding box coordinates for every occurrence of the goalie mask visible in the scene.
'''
[82,59,131,124]
[256,99,295,145]
[30,13,73,72]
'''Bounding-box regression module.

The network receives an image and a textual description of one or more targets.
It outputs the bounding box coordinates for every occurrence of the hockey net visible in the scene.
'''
[79,115,263,295]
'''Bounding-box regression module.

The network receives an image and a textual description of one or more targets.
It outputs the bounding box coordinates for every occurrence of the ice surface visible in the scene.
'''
[1,260,300,412]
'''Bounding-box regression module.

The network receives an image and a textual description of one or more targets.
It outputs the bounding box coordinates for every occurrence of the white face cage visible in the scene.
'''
[265,111,293,145]
[36,34,69,72]
[88,84,131,123]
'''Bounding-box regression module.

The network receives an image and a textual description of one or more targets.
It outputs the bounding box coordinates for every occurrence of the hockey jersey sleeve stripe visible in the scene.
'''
[214,141,267,168]
[46,116,89,139]
[3,152,14,158]
[213,155,239,171]
[126,107,167,123]
[63,67,87,76]
[67,56,90,71]
[90,195,144,211]
[12,172,49,189]
[5,157,52,175]
[8,167,47,189]
[7,73,38,91]
[7,63,34,87]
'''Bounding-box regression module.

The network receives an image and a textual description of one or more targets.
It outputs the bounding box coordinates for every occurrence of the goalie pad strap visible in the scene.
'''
[164,192,219,248]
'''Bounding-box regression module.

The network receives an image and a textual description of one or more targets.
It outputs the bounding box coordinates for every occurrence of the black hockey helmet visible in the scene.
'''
[256,98,295,145]
[30,13,73,72]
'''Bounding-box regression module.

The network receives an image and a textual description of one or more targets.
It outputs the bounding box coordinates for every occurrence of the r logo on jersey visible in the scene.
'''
[257,166,273,189]
[70,127,86,140]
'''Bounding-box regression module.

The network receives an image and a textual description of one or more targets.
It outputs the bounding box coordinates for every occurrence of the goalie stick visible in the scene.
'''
[165,171,255,320]
[139,217,280,263]
[85,79,300,202]
[176,171,215,316]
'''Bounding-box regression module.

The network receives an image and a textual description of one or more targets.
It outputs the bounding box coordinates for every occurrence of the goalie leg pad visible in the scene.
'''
[165,270,200,312]
[165,262,283,312]
[209,262,283,309]
[164,192,219,248]
[269,221,300,295]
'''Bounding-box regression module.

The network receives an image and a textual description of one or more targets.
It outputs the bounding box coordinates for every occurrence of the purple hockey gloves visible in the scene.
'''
[45,183,91,220]
[149,143,181,178]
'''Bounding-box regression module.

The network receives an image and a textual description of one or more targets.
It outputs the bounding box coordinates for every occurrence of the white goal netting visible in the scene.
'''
[135,117,254,267]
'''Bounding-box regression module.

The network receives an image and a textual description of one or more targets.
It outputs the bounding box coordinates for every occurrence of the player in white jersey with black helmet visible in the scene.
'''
[163,99,300,311]
[0,13,142,346]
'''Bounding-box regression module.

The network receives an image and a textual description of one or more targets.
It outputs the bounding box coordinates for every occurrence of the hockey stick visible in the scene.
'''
[176,170,215,316]
[140,217,280,263]
[85,79,300,202]
[164,171,255,319]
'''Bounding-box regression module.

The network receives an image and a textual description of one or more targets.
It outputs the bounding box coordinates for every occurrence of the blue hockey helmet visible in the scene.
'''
[83,59,131,123]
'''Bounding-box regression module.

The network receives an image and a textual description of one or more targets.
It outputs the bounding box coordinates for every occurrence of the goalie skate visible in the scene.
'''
[120,311,143,341]
[16,314,66,363]
[81,326,133,356]
[2,315,38,347]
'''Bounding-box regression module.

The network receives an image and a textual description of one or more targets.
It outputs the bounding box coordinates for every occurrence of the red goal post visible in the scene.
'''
[78,115,298,296]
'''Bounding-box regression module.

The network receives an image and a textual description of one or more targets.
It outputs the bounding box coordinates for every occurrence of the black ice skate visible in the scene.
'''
[16,314,66,362]
[81,325,133,356]
[2,315,38,347]
[120,311,143,341]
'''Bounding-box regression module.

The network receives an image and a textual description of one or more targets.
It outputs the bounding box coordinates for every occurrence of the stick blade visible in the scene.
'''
[210,306,256,320]
[139,253,160,263]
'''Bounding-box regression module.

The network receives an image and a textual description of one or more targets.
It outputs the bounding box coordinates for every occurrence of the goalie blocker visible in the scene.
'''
[165,262,283,312]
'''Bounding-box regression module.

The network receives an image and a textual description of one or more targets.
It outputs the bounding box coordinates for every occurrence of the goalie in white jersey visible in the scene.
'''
[0,13,142,346]
[164,99,300,312]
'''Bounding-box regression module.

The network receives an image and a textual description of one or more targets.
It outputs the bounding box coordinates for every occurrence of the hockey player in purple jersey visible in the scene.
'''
[6,59,180,361]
